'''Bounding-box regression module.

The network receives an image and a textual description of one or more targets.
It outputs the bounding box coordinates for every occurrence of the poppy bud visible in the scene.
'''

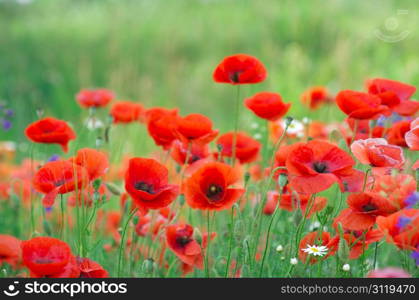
[141,258,155,275]
[277,173,288,188]
[93,179,102,191]
[284,116,293,128]
[244,172,251,185]
[105,182,122,196]
[178,194,185,206]
[193,227,203,246]
[337,238,350,261]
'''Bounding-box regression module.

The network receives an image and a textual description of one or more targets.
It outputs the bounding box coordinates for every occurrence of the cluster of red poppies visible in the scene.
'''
[0,53,417,278]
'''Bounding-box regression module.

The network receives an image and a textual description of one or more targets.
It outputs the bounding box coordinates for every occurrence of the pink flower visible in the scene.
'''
[405,117,419,151]
[350,138,405,168]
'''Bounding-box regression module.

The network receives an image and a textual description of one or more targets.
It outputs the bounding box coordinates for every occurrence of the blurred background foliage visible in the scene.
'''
[0,0,418,158]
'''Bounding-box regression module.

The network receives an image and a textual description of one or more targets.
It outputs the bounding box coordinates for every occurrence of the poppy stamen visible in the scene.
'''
[134,181,154,194]
[362,204,377,212]
[206,184,223,201]
[313,162,328,173]
[176,236,191,247]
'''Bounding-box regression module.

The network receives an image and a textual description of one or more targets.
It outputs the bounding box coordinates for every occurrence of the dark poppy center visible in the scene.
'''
[176,236,191,247]
[206,184,223,201]
[313,162,328,173]
[229,71,241,83]
[134,181,154,194]
[54,180,65,187]
[362,204,377,212]
[35,258,55,264]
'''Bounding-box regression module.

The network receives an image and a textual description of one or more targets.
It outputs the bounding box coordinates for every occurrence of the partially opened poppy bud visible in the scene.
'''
[213,54,267,85]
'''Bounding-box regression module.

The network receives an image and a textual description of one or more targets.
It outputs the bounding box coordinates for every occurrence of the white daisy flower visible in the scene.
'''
[342,264,350,271]
[290,257,298,265]
[301,244,328,257]
[276,245,284,252]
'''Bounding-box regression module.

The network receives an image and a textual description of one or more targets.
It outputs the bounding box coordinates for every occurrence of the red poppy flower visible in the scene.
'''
[299,232,335,264]
[351,138,405,168]
[166,223,203,270]
[110,101,144,124]
[279,192,327,218]
[175,113,218,144]
[370,174,416,210]
[0,235,21,268]
[244,92,291,121]
[170,140,209,166]
[216,132,261,164]
[25,117,76,152]
[334,192,397,231]
[405,117,419,150]
[376,209,419,250]
[286,140,364,194]
[71,148,109,180]
[366,78,416,109]
[386,120,411,147]
[77,257,109,278]
[76,88,114,108]
[336,90,389,120]
[213,54,267,85]
[145,107,179,149]
[125,157,179,210]
[135,213,167,238]
[32,160,89,207]
[367,268,411,278]
[345,118,385,142]
[308,121,329,139]
[301,86,332,110]
[328,229,383,259]
[184,161,244,211]
[21,237,72,277]
[394,99,419,116]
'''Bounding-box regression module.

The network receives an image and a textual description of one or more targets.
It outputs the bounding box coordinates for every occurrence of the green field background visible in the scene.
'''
[1,0,418,156]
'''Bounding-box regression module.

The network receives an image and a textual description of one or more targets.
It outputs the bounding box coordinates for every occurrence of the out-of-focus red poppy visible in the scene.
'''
[286,140,364,194]
[0,235,21,268]
[216,132,261,164]
[370,174,416,210]
[264,189,327,218]
[345,118,385,142]
[328,229,383,259]
[213,54,267,85]
[174,113,218,144]
[301,86,332,110]
[299,232,335,264]
[25,117,76,152]
[68,184,108,207]
[366,78,418,116]
[367,268,411,278]
[166,224,203,271]
[244,92,291,121]
[77,257,109,278]
[170,140,209,166]
[184,161,244,211]
[336,90,389,120]
[71,148,109,181]
[76,89,114,108]
[145,107,179,149]
[125,157,179,211]
[366,78,416,109]
[351,138,405,168]
[135,213,167,238]
[376,209,419,250]
[21,237,72,277]
[405,117,419,150]
[334,192,397,231]
[105,211,121,243]
[386,120,411,147]
[32,160,89,207]
[308,121,329,139]
[110,101,144,124]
